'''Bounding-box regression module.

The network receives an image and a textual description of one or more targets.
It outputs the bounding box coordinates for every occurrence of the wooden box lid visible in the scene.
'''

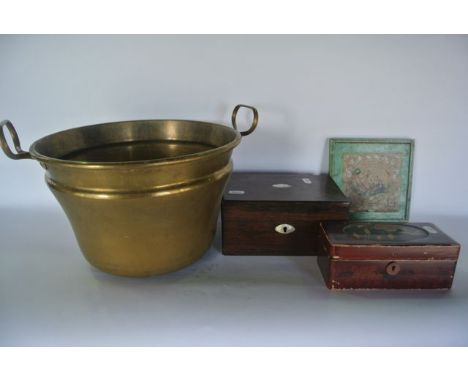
[223,172,350,204]
[320,221,460,260]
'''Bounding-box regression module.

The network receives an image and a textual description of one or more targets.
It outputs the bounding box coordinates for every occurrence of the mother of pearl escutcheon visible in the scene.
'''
[275,224,296,234]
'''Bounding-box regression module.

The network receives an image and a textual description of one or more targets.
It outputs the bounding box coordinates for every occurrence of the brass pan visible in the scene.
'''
[0,105,258,276]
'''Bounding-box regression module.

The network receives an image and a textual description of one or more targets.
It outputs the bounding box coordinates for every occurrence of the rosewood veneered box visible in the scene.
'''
[221,172,350,255]
[318,221,461,289]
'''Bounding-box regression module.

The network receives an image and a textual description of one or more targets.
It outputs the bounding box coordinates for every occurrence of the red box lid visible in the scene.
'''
[320,221,460,260]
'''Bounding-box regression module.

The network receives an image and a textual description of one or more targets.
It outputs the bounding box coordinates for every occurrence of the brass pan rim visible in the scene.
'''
[28,118,242,168]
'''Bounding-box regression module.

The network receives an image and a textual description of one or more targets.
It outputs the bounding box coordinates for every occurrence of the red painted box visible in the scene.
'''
[318,221,461,289]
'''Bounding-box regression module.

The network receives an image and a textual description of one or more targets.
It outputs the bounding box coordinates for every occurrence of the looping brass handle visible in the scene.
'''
[0,120,32,160]
[231,104,259,137]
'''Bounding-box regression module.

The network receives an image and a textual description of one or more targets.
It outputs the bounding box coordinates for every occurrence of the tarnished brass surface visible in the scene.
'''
[0,105,258,276]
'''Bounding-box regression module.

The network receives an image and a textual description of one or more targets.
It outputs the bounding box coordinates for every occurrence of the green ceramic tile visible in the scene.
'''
[329,138,414,221]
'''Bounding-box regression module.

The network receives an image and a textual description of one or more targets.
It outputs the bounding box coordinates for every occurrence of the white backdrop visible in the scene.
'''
[1,35,467,216]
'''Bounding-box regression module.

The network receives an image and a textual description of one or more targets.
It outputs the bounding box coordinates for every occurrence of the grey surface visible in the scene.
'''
[1,35,468,217]
[1,207,467,346]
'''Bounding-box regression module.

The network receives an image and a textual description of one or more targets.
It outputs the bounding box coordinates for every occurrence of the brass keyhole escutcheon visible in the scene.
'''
[386,262,401,276]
